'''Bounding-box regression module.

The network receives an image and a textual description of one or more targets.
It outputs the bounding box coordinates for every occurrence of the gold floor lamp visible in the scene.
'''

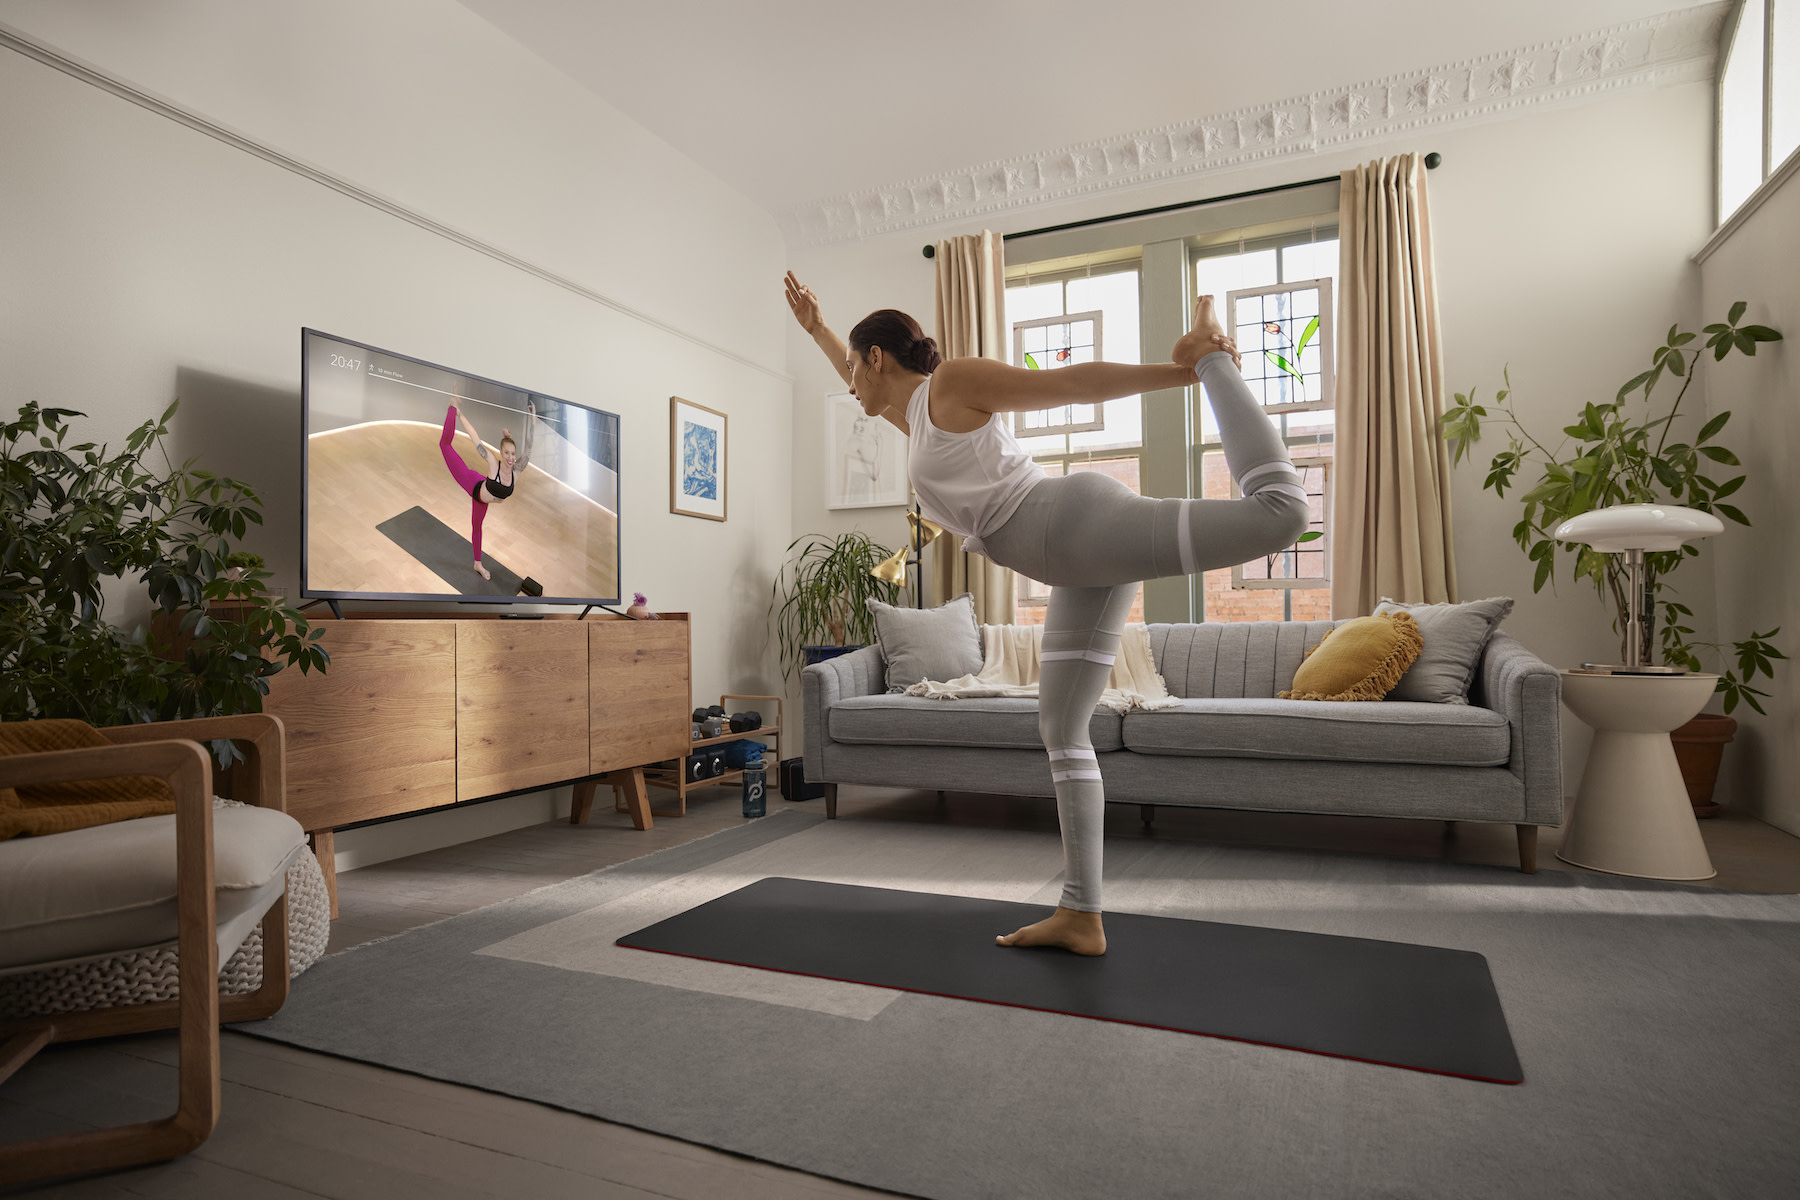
[871,507,946,609]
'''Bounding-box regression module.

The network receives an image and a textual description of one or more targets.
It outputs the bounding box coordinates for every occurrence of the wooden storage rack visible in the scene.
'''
[634,694,782,816]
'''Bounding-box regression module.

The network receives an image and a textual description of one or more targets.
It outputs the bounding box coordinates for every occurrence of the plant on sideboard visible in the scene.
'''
[0,400,329,764]
[1441,302,1784,714]
[770,531,900,683]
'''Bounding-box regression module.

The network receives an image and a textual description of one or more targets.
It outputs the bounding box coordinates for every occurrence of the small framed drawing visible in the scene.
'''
[670,396,727,521]
[825,392,908,509]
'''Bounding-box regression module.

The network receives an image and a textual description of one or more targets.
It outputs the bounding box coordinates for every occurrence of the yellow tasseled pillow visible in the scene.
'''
[0,719,176,840]
[1279,612,1425,702]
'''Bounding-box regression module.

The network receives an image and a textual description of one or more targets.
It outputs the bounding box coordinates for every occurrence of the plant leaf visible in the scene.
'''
[1728,300,1747,324]
[1696,411,1730,442]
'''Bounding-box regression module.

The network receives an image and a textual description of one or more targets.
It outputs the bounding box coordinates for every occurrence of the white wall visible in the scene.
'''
[1698,158,1800,835]
[786,81,1719,791]
[0,1,793,868]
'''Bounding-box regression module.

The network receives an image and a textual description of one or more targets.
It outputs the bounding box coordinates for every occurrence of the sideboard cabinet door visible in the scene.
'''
[589,620,690,776]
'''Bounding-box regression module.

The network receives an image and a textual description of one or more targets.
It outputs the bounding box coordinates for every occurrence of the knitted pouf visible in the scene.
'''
[0,800,331,1021]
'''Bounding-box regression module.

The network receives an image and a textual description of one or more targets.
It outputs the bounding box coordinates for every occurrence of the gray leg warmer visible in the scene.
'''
[980,350,1311,911]
[1040,582,1138,911]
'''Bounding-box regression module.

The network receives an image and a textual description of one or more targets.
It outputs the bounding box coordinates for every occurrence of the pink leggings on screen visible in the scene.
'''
[440,406,488,562]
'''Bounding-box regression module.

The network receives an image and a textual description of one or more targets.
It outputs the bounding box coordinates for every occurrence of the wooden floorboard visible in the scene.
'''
[9,783,1796,1197]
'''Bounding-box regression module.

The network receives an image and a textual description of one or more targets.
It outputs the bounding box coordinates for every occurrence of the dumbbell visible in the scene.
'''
[728,710,762,733]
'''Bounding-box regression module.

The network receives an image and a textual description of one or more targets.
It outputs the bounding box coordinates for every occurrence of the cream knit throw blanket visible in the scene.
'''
[903,623,1182,713]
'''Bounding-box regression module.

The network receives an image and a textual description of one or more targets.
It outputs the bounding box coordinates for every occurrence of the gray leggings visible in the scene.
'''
[980,351,1310,911]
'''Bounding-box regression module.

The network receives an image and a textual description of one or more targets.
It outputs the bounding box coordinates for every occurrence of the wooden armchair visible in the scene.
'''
[0,714,302,1186]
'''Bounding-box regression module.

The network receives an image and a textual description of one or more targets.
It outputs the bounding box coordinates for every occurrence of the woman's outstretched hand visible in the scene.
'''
[784,271,823,336]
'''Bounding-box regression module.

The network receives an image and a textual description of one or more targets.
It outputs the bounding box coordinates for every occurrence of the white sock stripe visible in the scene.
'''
[1040,649,1117,665]
[1047,748,1097,761]
[1052,769,1104,782]
[1177,500,1196,576]
[1239,460,1301,489]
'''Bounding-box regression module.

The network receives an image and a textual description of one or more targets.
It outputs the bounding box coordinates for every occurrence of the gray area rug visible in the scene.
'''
[239,811,1800,1200]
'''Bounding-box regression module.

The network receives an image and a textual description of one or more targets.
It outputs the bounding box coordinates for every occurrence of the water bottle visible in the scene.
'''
[741,756,766,819]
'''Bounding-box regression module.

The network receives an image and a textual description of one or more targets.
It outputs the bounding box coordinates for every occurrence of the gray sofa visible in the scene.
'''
[802,619,1563,872]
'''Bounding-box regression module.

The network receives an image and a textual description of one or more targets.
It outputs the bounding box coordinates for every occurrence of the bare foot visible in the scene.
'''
[1173,294,1241,372]
[996,906,1107,956]
[474,562,491,581]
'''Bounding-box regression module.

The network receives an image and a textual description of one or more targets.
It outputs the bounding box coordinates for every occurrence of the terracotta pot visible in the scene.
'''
[1670,712,1737,818]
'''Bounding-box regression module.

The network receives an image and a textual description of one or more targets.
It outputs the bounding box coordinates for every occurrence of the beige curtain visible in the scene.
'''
[1331,154,1458,617]
[928,230,1016,623]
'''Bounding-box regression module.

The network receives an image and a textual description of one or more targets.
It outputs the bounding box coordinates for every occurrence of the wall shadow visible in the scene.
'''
[171,367,303,595]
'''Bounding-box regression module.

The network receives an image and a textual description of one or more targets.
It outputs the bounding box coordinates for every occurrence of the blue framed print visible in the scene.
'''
[670,395,727,521]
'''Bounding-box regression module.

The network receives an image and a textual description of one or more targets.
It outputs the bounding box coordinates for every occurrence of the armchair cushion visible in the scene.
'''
[0,719,175,839]
[0,801,306,970]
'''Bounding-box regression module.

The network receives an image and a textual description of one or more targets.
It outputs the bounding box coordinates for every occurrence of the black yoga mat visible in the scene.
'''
[376,505,524,596]
[618,877,1522,1083]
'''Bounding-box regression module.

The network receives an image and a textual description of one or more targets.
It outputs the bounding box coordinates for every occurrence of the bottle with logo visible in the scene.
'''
[741,747,766,819]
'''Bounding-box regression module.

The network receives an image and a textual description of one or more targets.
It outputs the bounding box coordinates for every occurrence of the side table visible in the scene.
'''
[1556,670,1719,880]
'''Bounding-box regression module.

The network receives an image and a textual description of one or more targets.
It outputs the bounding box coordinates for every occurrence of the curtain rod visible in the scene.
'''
[921,152,1441,258]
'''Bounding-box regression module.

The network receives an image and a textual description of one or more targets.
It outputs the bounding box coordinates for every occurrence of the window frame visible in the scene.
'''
[1009,310,1108,437]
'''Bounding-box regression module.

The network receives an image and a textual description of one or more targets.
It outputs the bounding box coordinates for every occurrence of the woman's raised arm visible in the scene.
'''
[455,402,491,464]
[785,271,854,390]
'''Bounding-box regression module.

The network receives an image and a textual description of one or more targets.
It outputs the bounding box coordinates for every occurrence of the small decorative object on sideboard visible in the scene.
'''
[626,592,660,620]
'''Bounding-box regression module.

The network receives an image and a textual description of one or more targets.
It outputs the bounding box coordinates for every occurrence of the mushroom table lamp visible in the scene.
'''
[1553,503,1724,673]
[1551,503,1726,880]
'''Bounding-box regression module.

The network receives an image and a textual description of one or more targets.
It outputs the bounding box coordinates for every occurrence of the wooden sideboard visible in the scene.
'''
[259,612,691,912]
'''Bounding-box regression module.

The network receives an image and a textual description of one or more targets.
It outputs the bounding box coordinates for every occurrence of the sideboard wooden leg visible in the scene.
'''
[619,768,653,831]
[310,830,338,920]
[824,783,838,820]
[1516,824,1538,874]
[570,780,597,825]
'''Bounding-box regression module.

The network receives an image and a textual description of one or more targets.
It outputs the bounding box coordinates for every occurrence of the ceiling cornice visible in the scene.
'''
[785,2,1728,247]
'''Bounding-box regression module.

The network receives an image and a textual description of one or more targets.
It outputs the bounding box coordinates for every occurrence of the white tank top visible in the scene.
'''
[905,375,1046,556]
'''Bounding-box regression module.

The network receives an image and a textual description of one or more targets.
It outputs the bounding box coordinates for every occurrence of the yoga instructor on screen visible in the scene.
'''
[438,397,536,581]
[785,270,1309,956]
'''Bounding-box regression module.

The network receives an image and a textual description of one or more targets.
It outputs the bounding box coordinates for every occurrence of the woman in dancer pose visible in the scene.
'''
[438,398,537,581]
[784,270,1309,956]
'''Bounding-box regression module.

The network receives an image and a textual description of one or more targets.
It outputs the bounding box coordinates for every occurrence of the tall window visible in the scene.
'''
[1004,266,1145,626]
[1193,232,1338,623]
[1719,0,1800,223]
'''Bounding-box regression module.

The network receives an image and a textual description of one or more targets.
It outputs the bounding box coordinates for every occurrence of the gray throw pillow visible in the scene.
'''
[1372,596,1515,704]
[866,593,984,692]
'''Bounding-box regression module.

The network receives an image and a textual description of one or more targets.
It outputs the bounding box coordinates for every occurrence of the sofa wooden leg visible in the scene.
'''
[1516,824,1538,874]
[825,783,838,820]
[1140,804,1155,828]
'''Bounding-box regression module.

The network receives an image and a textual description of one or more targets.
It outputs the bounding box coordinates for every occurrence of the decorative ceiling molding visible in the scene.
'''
[785,2,1728,247]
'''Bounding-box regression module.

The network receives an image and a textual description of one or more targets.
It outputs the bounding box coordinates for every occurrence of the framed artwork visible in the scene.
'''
[825,392,908,509]
[670,396,727,521]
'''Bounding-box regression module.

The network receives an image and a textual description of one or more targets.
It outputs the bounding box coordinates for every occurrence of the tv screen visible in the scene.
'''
[301,329,620,606]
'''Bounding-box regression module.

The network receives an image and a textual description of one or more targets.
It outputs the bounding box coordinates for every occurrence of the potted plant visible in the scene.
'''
[1442,302,1784,813]
[1,401,329,767]
[770,531,901,682]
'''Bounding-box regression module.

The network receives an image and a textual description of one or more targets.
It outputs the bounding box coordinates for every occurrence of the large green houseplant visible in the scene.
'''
[1442,302,1784,714]
[770,531,900,682]
[1,400,329,764]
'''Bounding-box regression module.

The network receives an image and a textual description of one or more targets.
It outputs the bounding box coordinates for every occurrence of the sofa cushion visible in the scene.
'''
[1121,698,1510,767]
[1374,596,1515,704]
[1280,612,1423,701]
[865,593,984,692]
[1149,621,1339,699]
[0,802,307,970]
[829,694,1124,752]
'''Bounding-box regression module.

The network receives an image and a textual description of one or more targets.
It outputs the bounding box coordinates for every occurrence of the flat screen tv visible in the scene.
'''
[301,329,620,607]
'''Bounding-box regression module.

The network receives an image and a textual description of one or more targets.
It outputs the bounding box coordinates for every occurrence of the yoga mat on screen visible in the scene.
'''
[618,875,1523,1083]
[376,505,523,595]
